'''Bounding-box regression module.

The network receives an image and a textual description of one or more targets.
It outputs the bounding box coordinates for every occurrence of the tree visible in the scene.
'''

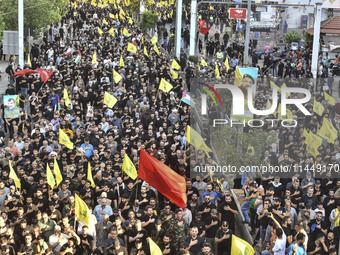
[140,10,158,31]
[0,0,68,36]
[210,126,278,184]
[284,31,302,44]
[304,31,313,48]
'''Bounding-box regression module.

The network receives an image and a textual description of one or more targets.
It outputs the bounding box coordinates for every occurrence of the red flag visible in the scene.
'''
[36,68,53,84]
[133,40,137,46]
[199,25,212,34]
[198,19,206,27]
[138,149,187,208]
[14,68,53,84]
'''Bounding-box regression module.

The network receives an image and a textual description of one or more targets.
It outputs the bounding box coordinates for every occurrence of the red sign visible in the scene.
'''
[229,8,247,19]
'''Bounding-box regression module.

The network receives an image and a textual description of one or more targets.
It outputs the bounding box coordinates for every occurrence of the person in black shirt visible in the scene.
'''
[197,194,216,221]
[141,205,157,236]
[218,195,238,233]
[204,209,220,255]
[307,234,328,255]
[183,226,204,255]
[308,211,328,244]
[215,221,232,255]
[281,216,293,248]
[189,213,206,238]
[159,233,176,255]
[79,225,96,255]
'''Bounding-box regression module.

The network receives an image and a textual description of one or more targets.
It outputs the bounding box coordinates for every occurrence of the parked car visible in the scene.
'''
[291,42,299,51]
[332,62,340,76]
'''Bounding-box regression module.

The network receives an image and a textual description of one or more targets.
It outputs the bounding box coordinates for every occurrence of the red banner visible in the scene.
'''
[229,8,247,19]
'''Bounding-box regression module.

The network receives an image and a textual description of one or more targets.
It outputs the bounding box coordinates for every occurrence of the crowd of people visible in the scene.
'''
[0,0,339,255]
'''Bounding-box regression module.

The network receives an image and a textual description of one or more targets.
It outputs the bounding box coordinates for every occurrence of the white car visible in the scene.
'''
[291,42,299,51]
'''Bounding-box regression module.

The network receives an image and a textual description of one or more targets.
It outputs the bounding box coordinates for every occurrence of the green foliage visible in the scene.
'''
[211,126,278,171]
[284,31,302,44]
[140,10,158,31]
[0,16,5,40]
[0,0,68,34]
[130,0,141,13]
[188,55,198,64]
[304,31,313,48]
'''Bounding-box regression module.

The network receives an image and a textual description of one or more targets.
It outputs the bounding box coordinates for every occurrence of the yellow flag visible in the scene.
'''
[64,89,71,107]
[122,154,137,180]
[209,5,214,10]
[109,13,115,18]
[73,1,78,8]
[151,35,157,45]
[313,99,324,116]
[201,57,208,67]
[281,83,291,97]
[308,133,323,158]
[127,42,137,53]
[266,100,272,110]
[231,235,255,255]
[87,162,95,188]
[148,237,162,255]
[171,59,180,70]
[270,80,281,92]
[113,69,122,84]
[97,27,103,35]
[91,0,97,6]
[108,27,115,37]
[54,157,63,187]
[141,36,144,45]
[144,46,149,57]
[46,164,55,189]
[224,57,230,72]
[27,54,31,67]
[216,179,224,191]
[317,117,338,144]
[119,8,125,17]
[103,91,118,108]
[215,64,220,79]
[9,161,21,192]
[122,27,130,36]
[186,125,212,157]
[92,51,97,65]
[59,128,74,149]
[234,66,243,87]
[119,55,125,67]
[75,193,91,225]
[115,13,118,19]
[171,69,178,79]
[103,18,108,25]
[129,17,133,25]
[324,91,335,106]
[154,44,159,55]
[159,78,173,92]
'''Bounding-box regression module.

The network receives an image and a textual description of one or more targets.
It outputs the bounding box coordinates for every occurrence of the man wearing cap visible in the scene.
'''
[215,221,232,255]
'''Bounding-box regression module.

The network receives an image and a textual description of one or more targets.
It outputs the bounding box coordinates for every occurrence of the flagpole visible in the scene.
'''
[74,214,77,231]
[176,100,182,112]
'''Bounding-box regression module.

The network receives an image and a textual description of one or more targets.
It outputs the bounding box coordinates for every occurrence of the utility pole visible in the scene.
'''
[175,0,183,58]
[18,0,24,68]
[243,0,252,66]
[189,0,197,56]
[311,2,322,79]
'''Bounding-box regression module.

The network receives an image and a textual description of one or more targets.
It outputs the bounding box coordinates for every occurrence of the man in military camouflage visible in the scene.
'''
[159,204,175,230]
[168,208,189,250]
